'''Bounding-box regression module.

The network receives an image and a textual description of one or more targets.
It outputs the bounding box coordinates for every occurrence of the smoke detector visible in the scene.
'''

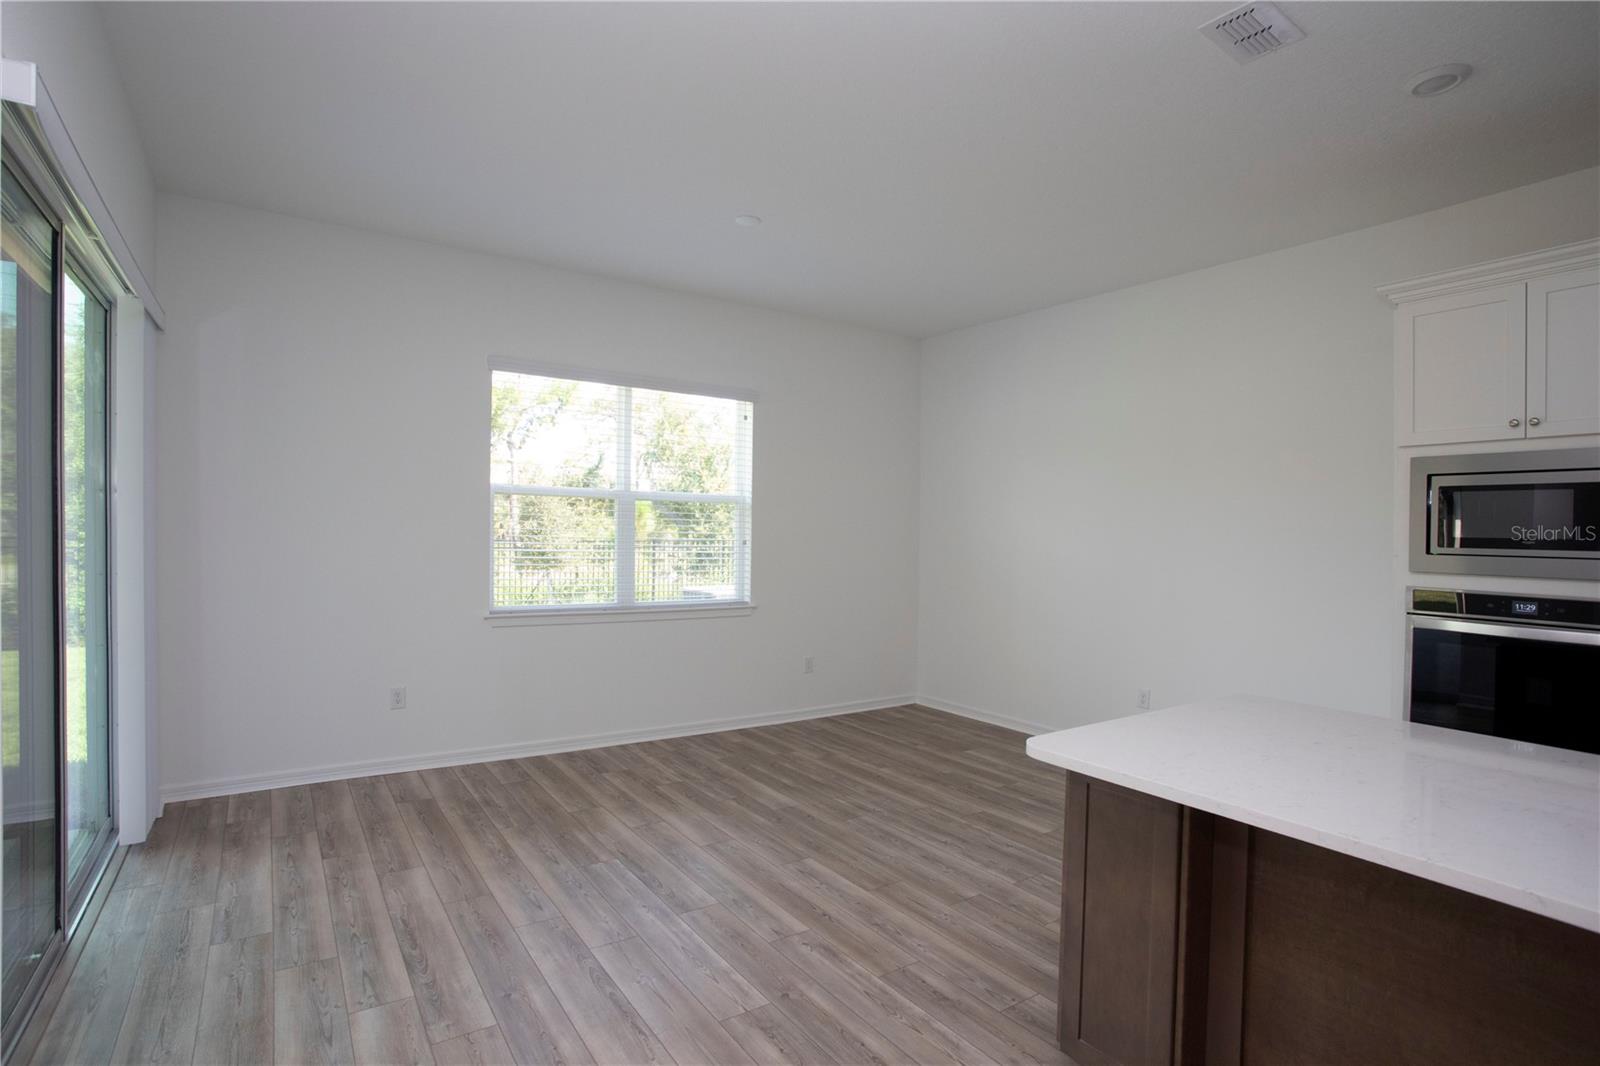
[1200,3,1306,65]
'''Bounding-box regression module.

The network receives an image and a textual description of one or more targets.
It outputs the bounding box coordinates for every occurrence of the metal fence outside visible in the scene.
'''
[492,535,738,606]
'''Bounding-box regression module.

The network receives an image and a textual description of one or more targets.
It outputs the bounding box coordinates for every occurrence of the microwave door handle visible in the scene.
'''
[1409,615,1600,648]
[1431,484,1452,550]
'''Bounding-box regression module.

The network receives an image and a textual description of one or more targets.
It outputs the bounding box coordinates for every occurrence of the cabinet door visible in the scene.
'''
[1527,267,1599,438]
[1059,774,1183,1066]
[1396,283,1526,446]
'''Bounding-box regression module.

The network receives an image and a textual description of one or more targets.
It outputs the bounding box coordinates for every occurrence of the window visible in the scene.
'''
[489,366,753,614]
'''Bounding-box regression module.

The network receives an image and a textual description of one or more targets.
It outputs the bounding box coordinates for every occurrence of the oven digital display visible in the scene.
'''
[1512,600,1539,616]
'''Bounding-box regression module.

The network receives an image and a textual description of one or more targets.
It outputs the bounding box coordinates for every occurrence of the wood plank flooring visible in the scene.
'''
[26,706,1072,1065]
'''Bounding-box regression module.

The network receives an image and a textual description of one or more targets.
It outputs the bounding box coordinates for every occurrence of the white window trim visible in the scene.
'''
[485,603,755,627]
[487,359,755,621]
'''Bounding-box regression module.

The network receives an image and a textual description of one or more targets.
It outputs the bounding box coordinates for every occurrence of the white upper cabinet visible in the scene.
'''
[1527,266,1600,439]
[1383,241,1600,448]
[1395,284,1526,446]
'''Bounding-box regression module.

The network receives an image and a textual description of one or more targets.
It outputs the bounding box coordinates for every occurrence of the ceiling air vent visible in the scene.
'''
[1200,3,1305,64]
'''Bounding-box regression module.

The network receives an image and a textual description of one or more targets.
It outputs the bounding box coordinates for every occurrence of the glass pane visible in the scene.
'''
[1,163,60,1024]
[1409,627,1600,754]
[635,500,741,603]
[631,387,747,494]
[490,372,618,489]
[492,493,616,607]
[62,268,111,890]
[1436,481,1599,554]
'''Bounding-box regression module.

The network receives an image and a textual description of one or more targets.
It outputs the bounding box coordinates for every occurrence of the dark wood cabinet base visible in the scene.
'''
[1056,773,1600,1066]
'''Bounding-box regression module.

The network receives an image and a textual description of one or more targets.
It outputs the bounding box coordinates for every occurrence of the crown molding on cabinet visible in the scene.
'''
[1378,238,1600,305]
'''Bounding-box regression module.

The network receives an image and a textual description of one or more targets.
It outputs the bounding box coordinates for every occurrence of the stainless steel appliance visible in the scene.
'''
[1409,447,1599,581]
[1406,587,1600,754]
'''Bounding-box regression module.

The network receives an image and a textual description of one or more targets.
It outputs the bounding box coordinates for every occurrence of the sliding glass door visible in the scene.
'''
[0,153,117,1049]
[1,162,62,1035]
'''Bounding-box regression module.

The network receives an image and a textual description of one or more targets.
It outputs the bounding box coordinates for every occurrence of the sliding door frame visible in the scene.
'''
[0,112,123,1059]
[0,155,69,1059]
[60,249,117,925]
[0,150,68,1060]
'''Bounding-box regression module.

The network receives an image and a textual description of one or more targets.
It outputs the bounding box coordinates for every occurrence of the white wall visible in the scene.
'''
[918,167,1600,733]
[153,194,920,799]
[148,162,1598,792]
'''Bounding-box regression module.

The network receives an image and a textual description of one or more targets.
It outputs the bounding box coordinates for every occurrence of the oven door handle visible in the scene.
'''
[1407,615,1600,647]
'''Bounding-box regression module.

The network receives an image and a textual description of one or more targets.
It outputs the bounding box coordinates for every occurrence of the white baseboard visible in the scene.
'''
[159,694,917,804]
[914,695,1053,736]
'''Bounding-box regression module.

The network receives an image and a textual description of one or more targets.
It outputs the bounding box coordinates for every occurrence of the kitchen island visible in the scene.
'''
[1026,696,1600,1066]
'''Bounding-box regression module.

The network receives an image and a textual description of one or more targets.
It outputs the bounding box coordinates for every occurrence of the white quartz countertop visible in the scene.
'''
[1025,696,1600,932]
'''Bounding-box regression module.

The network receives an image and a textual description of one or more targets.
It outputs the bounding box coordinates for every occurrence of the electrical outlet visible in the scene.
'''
[390,686,407,711]
[1137,688,1151,710]
[803,656,815,674]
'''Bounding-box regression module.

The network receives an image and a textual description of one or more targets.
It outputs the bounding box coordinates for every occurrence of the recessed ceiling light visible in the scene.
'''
[1406,63,1472,98]
[733,214,763,228]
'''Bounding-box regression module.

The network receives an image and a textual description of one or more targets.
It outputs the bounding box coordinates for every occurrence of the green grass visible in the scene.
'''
[2,645,90,770]
[2,646,15,768]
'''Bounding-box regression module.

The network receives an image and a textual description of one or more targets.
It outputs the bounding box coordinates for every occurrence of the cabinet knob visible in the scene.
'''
[1508,418,1521,428]
[1529,416,1542,426]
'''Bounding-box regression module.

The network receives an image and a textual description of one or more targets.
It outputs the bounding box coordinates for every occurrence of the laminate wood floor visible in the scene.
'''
[26,705,1072,1065]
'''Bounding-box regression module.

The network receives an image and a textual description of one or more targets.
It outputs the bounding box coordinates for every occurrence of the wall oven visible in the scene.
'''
[1410,447,1599,581]
[1406,587,1600,754]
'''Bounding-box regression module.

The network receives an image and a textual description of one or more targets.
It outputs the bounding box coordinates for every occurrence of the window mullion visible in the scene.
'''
[615,385,635,606]
[734,402,752,601]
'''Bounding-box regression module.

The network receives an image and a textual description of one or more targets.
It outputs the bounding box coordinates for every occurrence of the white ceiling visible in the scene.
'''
[102,2,1599,338]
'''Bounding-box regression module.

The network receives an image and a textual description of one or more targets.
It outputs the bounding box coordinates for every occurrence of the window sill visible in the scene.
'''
[485,603,755,627]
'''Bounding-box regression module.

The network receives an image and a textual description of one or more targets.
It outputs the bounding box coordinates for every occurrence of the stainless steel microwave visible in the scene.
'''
[1410,448,1600,581]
